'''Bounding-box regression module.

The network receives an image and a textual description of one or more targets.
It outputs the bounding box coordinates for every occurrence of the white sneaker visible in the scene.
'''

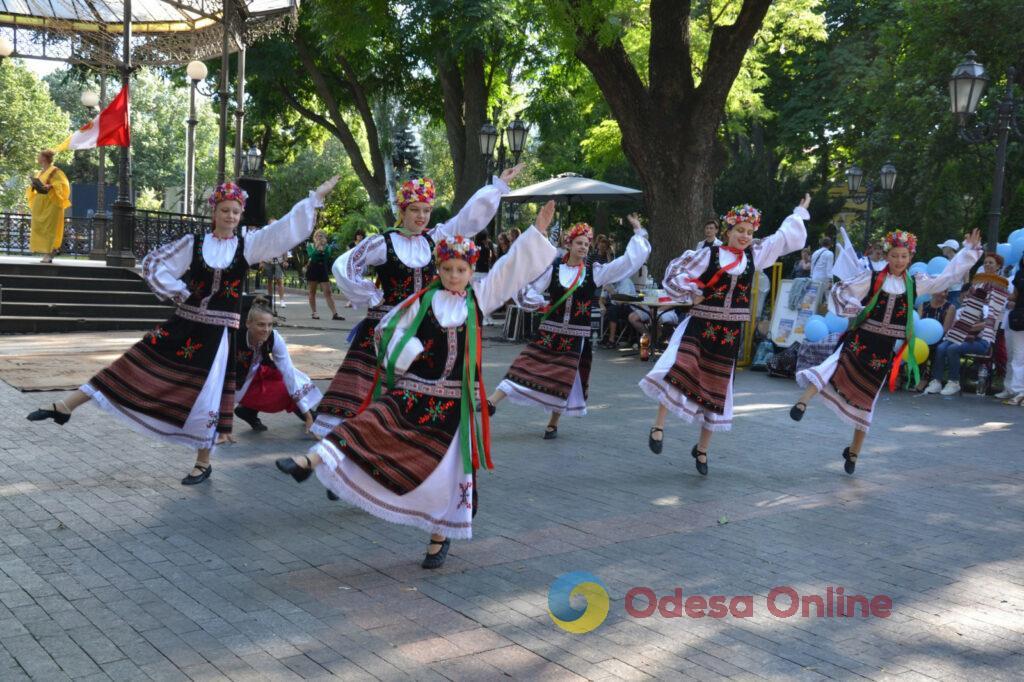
[922,379,943,394]
[939,380,961,396]
[993,389,1013,399]
[279,300,287,308]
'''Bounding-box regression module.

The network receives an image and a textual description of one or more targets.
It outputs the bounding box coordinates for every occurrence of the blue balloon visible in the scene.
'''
[909,262,928,276]
[824,311,848,334]
[1010,235,1024,265]
[912,310,921,326]
[996,243,1012,262]
[917,317,944,345]
[804,317,829,343]
[1010,228,1024,243]
[927,256,950,275]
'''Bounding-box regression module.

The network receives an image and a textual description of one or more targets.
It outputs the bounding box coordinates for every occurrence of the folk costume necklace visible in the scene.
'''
[358,278,493,475]
[538,259,585,323]
[849,267,920,390]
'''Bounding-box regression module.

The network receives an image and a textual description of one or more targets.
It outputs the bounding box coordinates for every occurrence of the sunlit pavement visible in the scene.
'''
[1,326,1021,680]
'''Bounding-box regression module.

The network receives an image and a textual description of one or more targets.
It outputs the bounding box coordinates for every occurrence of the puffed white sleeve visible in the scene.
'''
[513,260,554,311]
[832,225,869,281]
[429,177,509,240]
[270,331,322,414]
[753,206,809,270]
[662,248,713,304]
[914,246,983,295]
[244,192,323,264]
[830,269,873,317]
[593,228,652,287]
[375,298,424,376]
[332,234,388,307]
[141,234,194,303]
[474,226,559,315]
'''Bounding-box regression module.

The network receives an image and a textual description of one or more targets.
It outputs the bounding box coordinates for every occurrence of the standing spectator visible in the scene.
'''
[925,253,1009,395]
[474,235,499,325]
[261,255,288,308]
[695,218,722,250]
[938,239,965,306]
[590,234,612,267]
[996,254,1024,404]
[809,236,834,283]
[497,232,511,257]
[791,247,812,278]
[26,150,71,263]
[305,229,343,320]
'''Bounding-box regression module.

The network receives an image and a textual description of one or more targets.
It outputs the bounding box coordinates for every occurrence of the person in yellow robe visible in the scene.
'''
[25,149,71,263]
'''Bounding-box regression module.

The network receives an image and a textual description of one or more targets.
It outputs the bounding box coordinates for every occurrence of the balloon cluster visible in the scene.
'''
[803,312,848,342]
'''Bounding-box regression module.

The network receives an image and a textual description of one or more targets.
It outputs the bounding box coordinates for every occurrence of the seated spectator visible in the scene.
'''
[913,289,956,390]
[924,253,1009,396]
[791,247,812,279]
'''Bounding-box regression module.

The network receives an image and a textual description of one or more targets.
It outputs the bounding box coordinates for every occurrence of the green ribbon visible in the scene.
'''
[538,263,585,324]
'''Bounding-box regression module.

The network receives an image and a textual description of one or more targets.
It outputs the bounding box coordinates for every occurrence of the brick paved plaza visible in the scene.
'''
[1,300,1022,680]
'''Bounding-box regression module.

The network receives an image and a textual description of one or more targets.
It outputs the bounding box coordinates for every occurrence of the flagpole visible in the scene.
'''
[105,0,135,268]
[89,74,108,261]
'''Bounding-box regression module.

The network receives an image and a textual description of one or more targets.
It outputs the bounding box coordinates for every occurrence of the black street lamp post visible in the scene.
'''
[948,51,1021,252]
[105,0,136,268]
[844,162,897,252]
[185,60,210,215]
[479,111,529,234]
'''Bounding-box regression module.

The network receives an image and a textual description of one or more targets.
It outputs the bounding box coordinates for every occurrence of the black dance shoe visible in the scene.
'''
[421,538,451,569]
[27,404,71,425]
[543,425,558,440]
[235,405,267,432]
[275,456,313,483]
[842,447,858,475]
[789,402,807,422]
[691,444,708,476]
[648,427,664,454]
[181,463,212,486]
[326,490,339,501]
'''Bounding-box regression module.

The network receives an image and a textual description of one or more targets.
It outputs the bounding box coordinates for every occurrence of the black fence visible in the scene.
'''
[0,210,207,259]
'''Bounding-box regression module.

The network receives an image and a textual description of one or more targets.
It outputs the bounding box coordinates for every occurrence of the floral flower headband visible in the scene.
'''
[565,222,594,244]
[722,204,761,230]
[397,177,436,210]
[435,235,479,266]
[883,229,918,254]
[209,182,248,208]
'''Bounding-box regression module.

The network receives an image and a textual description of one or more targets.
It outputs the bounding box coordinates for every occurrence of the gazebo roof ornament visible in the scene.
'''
[0,0,297,68]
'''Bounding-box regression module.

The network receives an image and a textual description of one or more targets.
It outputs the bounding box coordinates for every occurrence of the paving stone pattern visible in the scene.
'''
[0,320,1022,680]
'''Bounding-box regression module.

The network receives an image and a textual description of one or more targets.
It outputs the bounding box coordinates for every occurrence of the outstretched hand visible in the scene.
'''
[315,175,341,201]
[626,213,644,232]
[535,200,556,235]
[799,193,811,210]
[963,228,982,249]
[500,162,526,185]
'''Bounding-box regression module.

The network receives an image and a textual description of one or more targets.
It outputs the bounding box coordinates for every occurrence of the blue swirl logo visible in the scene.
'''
[548,571,610,633]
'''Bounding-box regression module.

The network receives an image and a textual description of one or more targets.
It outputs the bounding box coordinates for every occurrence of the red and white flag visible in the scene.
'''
[55,85,130,152]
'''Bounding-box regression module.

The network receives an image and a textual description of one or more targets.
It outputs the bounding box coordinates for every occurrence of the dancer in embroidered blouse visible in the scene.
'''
[641,195,810,475]
[223,297,322,438]
[486,215,651,439]
[311,164,525,438]
[27,176,341,484]
[790,228,983,473]
[276,201,558,569]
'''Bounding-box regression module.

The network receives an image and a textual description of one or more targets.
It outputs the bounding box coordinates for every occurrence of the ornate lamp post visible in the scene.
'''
[948,51,1021,251]
[105,0,135,268]
[843,161,897,252]
[185,59,209,214]
[480,111,529,234]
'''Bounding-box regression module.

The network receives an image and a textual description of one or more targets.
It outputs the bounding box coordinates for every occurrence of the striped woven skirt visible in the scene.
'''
[498,330,592,416]
[312,314,381,436]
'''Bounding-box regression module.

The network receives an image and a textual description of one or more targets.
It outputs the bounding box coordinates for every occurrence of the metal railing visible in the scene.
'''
[0,210,207,259]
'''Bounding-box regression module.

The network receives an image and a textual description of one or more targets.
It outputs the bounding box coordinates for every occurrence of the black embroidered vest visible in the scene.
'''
[689,245,755,323]
[375,230,437,310]
[179,234,248,328]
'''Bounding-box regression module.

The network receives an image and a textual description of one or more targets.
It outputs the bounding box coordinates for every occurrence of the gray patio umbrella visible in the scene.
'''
[497,173,643,239]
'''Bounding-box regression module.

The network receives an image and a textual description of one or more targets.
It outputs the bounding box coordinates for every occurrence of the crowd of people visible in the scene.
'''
[21,162,1023,570]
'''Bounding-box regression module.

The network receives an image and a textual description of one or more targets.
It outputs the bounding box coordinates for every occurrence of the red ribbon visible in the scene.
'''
[687,246,746,291]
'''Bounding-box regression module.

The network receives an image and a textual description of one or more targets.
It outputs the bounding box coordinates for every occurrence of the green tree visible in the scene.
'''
[0,61,70,211]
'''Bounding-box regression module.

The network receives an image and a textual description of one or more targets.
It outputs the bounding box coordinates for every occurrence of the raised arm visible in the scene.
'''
[753,195,810,270]
[830,269,873,317]
[331,234,388,307]
[244,176,339,264]
[915,230,983,295]
[474,226,559,315]
[141,234,194,303]
[593,214,652,287]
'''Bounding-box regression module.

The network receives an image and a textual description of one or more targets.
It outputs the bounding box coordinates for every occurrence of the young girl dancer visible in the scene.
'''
[791,228,983,473]
[311,164,524,438]
[640,195,811,475]
[27,176,340,484]
[228,297,322,436]
[276,201,557,568]
[486,214,651,438]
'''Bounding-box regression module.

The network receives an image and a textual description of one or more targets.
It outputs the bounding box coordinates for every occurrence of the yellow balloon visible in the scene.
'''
[902,337,929,364]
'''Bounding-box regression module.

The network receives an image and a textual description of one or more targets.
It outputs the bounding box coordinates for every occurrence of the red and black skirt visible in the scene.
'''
[317,313,382,419]
[665,316,743,415]
[503,327,592,401]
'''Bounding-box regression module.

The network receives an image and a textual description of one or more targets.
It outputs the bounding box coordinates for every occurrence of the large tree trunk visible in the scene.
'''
[565,0,773,277]
[438,48,492,212]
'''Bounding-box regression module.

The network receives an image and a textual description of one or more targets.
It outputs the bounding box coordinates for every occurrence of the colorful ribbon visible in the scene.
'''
[538,263,585,323]
[687,245,746,292]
